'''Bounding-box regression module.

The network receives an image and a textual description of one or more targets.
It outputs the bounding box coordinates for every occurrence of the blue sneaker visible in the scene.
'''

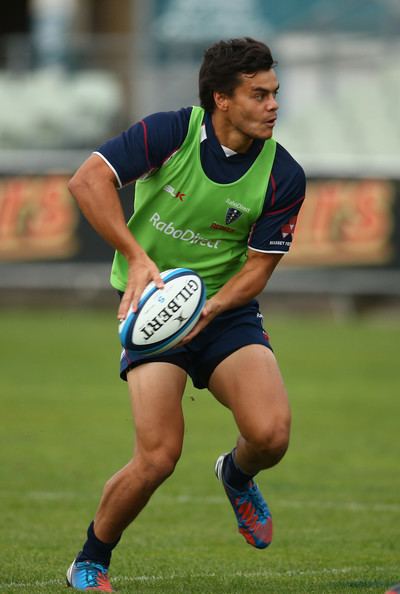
[66,559,115,592]
[215,453,273,549]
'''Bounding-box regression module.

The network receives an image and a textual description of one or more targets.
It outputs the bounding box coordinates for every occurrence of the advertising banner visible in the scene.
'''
[0,175,78,261]
[285,178,396,267]
[0,175,398,267]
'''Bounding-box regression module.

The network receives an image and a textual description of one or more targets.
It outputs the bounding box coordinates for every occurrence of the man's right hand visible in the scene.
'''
[117,254,164,321]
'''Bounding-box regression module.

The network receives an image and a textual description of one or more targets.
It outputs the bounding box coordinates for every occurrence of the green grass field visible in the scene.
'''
[0,306,399,593]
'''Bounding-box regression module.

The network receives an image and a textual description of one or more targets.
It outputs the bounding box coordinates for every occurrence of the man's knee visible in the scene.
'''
[136,445,182,487]
[244,413,291,466]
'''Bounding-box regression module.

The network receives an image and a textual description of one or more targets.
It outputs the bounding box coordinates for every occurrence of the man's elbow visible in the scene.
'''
[68,171,84,198]
[67,170,97,209]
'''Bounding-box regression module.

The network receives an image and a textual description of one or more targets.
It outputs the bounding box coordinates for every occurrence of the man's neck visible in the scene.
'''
[211,111,254,154]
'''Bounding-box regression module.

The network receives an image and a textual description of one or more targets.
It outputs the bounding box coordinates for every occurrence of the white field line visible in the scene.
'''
[159,495,400,513]
[4,491,400,513]
[1,565,396,589]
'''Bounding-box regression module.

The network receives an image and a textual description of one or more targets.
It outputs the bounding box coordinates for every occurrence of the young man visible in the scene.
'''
[66,37,306,591]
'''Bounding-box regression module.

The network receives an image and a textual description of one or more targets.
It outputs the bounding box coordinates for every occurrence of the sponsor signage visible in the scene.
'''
[0,175,398,267]
[149,212,221,249]
[0,175,78,261]
[285,179,395,266]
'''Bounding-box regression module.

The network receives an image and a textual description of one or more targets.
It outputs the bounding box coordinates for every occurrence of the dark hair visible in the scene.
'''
[199,37,276,112]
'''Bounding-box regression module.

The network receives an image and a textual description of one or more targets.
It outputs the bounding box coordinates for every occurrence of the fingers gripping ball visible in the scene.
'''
[118,268,206,355]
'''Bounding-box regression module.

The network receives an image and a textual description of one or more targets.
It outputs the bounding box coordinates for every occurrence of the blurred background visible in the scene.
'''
[1,0,400,315]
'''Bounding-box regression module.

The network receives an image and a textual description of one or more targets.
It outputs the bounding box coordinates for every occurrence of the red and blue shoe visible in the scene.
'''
[215,453,273,549]
[66,559,115,592]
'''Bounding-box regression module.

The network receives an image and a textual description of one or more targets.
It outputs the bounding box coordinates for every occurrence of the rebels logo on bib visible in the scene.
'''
[225,207,243,225]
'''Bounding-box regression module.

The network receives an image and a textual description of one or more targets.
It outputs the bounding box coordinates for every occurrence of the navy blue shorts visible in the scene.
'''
[119,299,272,390]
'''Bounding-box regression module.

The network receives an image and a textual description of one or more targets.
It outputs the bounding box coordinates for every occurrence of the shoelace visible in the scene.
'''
[247,483,269,521]
[82,563,106,587]
[233,482,269,531]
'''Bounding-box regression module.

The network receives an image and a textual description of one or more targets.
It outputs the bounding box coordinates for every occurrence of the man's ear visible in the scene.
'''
[213,91,230,112]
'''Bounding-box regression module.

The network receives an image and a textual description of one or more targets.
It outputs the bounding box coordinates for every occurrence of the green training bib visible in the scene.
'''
[111,106,276,298]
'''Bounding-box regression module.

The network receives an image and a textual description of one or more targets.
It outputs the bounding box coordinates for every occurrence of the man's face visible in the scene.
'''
[220,70,279,141]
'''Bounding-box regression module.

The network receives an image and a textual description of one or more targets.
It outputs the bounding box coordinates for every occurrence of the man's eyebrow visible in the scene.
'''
[250,84,280,93]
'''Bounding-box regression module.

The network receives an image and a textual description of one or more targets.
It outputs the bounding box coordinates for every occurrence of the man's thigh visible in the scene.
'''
[208,344,290,439]
[127,361,188,454]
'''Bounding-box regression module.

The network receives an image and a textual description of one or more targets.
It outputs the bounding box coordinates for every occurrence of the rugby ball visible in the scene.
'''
[118,268,206,355]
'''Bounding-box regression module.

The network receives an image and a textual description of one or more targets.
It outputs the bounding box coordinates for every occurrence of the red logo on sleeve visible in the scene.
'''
[281,216,298,238]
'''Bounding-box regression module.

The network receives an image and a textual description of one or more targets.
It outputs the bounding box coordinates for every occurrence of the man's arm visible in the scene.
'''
[68,154,163,318]
[182,249,283,343]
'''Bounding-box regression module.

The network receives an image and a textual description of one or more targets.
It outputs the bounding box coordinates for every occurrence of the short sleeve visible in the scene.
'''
[249,146,306,253]
[94,108,192,187]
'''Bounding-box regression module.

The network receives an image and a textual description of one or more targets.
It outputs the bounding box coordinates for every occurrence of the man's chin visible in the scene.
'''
[254,130,273,141]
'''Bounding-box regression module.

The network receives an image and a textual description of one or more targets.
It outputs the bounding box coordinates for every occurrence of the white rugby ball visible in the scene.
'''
[118,268,206,355]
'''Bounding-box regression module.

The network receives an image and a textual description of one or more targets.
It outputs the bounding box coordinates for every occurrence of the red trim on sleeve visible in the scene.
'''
[265,195,304,216]
[270,174,277,207]
[247,222,256,244]
[140,120,152,170]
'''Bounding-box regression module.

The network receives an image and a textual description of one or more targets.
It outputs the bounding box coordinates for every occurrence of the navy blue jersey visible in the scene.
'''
[95,107,306,253]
